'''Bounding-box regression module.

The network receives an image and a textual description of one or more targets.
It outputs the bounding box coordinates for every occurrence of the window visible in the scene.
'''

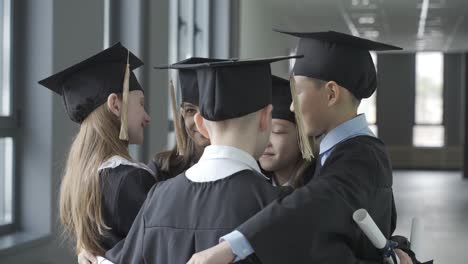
[413,52,444,147]
[0,0,14,232]
[0,0,10,116]
[168,0,210,148]
[0,138,13,226]
[358,52,377,135]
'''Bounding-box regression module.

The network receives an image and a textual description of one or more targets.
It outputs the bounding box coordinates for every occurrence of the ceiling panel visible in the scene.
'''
[253,0,468,51]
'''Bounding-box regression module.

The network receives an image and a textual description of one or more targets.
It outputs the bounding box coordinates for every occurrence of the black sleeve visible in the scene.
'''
[147,159,158,176]
[147,159,175,182]
[115,168,156,236]
[106,184,158,263]
[237,143,391,264]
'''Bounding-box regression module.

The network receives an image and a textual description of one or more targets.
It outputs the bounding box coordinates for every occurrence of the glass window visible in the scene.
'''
[0,0,13,231]
[0,0,11,116]
[0,0,16,231]
[413,52,444,147]
[0,137,13,225]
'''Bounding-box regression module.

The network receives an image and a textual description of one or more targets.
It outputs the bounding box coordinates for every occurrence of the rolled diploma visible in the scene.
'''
[410,217,424,256]
[97,256,115,264]
[353,208,387,249]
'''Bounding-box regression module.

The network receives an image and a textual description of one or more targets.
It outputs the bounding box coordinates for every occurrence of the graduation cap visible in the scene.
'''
[38,42,144,141]
[155,57,236,106]
[155,57,235,154]
[271,75,295,124]
[174,55,302,121]
[275,29,402,99]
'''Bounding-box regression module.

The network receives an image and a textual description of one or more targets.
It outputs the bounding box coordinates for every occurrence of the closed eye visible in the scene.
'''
[272,130,287,134]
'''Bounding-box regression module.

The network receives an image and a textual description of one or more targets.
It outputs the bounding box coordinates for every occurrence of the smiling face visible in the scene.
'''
[259,118,301,172]
[127,90,151,144]
[181,102,210,148]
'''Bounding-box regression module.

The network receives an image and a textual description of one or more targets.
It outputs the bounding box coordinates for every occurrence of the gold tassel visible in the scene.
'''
[119,50,130,141]
[170,80,186,155]
[290,76,314,161]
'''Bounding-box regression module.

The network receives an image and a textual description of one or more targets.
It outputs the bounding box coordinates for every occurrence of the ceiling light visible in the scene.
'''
[416,39,426,50]
[363,30,379,38]
[358,16,375,24]
[417,0,429,38]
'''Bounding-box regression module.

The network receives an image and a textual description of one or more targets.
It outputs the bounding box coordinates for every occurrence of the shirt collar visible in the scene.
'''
[186,145,267,182]
[319,114,375,156]
[200,145,263,174]
[98,155,155,176]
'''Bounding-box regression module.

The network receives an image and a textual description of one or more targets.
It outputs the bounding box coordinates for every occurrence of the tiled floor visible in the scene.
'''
[393,171,468,264]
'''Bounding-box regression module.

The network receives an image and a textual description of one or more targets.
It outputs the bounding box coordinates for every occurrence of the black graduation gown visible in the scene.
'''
[105,170,281,264]
[262,159,316,187]
[147,159,177,182]
[98,165,156,251]
[237,136,397,264]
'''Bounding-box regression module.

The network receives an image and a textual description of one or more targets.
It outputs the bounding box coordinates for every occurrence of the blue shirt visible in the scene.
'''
[319,114,375,166]
[221,114,376,261]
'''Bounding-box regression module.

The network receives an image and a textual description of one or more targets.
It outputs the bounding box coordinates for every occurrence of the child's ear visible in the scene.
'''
[194,113,210,139]
[259,104,273,132]
[290,101,295,113]
[107,93,121,117]
[326,81,340,107]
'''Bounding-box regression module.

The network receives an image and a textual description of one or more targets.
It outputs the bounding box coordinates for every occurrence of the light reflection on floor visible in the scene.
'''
[393,171,468,264]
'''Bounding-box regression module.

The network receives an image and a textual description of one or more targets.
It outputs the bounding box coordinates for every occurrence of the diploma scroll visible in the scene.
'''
[410,217,424,259]
[353,209,400,264]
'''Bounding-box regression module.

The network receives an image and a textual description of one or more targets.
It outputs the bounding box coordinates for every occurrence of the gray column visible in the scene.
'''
[377,53,416,146]
[51,0,104,234]
[463,53,468,178]
[210,0,240,58]
[16,0,54,237]
[443,53,464,147]
[143,0,170,162]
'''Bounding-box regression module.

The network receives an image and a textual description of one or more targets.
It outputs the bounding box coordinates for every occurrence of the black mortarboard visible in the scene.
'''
[174,55,302,121]
[155,57,235,154]
[155,57,236,106]
[272,75,295,124]
[38,42,144,124]
[275,30,402,99]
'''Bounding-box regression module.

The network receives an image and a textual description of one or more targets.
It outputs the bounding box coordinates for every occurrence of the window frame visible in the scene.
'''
[412,52,445,148]
[0,0,16,236]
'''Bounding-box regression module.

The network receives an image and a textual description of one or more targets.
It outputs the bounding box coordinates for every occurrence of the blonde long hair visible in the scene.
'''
[59,102,131,255]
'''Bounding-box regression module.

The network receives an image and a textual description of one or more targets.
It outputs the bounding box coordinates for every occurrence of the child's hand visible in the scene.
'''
[392,249,413,264]
[187,241,234,264]
[77,249,98,264]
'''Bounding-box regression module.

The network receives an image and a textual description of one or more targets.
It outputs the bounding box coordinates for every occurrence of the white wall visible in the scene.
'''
[239,0,293,78]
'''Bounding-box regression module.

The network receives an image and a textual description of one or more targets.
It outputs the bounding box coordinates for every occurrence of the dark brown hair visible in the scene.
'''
[152,113,202,180]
